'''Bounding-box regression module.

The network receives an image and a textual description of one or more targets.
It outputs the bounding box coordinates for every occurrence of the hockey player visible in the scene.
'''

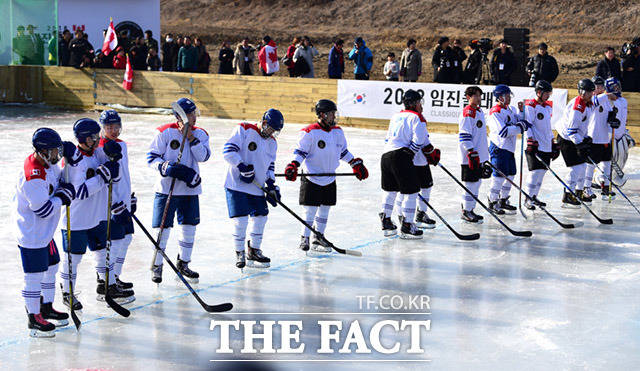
[487,84,530,215]
[16,128,76,337]
[147,98,210,283]
[223,109,283,268]
[97,110,135,291]
[458,86,492,223]
[379,89,440,238]
[284,99,369,252]
[523,80,556,210]
[584,76,617,200]
[60,118,134,309]
[604,77,632,187]
[555,78,596,207]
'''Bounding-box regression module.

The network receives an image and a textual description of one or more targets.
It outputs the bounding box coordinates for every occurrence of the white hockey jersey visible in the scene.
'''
[556,96,594,144]
[383,110,431,156]
[488,103,524,153]
[62,147,109,231]
[524,99,554,152]
[223,123,277,196]
[613,97,628,140]
[97,138,132,211]
[14,154,64,249]
[588,93,614,144]
[147,123,211,196]
[458,105,489,165]
[292,123,354,186]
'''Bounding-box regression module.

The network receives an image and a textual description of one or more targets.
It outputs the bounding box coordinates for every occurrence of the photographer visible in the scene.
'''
[464,39,487,84]
[490,39,515,84]
[595,47,622,81]
[432,36,456,83]
[526,42,559,86]
[622,39,640,92]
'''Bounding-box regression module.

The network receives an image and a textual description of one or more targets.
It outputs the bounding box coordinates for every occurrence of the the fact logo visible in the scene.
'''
[352,93,366,104]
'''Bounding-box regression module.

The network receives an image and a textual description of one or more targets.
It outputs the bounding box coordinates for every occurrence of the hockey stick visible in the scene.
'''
[275,172,356,177]
[417,193,480,240]
[150,102,191,270]
[535,154,613,224]
[519,133,527,219]
[104,180,131,317]
[587,156,640,216]
[252,180,362,256]
[133,214,233,313]
[437,163,533,237]
[63,166,81,331]
[609,128,615,203]
[486,161,581,229]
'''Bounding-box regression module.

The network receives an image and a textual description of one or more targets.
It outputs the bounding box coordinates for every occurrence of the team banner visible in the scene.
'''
[337,80,568,125]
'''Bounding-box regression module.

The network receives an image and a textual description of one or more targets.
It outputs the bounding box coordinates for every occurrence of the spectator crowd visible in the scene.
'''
[45,27,640,92]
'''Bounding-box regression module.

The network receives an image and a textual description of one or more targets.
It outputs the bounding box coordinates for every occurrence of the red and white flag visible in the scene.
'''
[258,40,279,74]
[123,54,133,90]
[102,18,118,56]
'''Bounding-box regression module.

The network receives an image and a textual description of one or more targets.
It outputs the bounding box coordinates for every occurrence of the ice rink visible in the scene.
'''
[1,104,640,370]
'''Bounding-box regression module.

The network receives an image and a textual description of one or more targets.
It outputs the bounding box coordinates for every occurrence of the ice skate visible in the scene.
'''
[379,212,397,237]
[415,210,436,229]
[461,209,483,224]
[177,255,199,283]
[246,241,270,268]
[151,264,163,284]
[601,182,616,200]
[575,189,591,204]
[40,299,69,327]
[310,234,332,253]
[400,221,423,239]
[561,190,581,208]
[27,313,55,338]
[498,197,517,215]
[488,199,506,215]
[62,291,83,311]
[97,283,135,305]
[236,250,246,269]
[298,236,310,252]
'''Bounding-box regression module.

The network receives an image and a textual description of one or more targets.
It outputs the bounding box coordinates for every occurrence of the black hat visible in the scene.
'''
[538,42,548,50]
[438,36,449,45]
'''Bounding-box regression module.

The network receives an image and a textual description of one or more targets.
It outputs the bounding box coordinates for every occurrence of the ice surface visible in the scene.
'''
[1,104,640,370]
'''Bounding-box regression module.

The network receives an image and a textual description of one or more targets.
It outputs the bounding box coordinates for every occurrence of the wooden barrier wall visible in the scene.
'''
[2,66,640,136]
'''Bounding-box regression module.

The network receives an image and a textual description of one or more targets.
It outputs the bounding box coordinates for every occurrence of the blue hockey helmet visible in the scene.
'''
[493,84,512,99]
[73,118,101,143]
[261,108,284,138]
[175,97,198,115]
[99,109,122,126]
[605,77,622,97]
[32,128,63,165]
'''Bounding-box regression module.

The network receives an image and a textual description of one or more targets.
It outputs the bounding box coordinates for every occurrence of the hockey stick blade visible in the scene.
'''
[105,294,131,317]
[536,154,613,224]
[133,215,233,313]
[418,194,480,241]
[438,163,532,237]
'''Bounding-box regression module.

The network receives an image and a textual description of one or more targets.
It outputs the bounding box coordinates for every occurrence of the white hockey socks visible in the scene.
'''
[23,271,44,314]
[463,181,481,211]
[249,215,268,250]
[302,206,318,237]
[232,216,248,252]
[527,169,546,197]
[114,234,132,277]
[499,175,514,199]
[417,187,431,214]
[601,161,611,186]
[41,263,58,304]
[94,248,115,285]
[489,176,504,202]
[567,163,585,191]
[401,193,417,223]
[381,191,397,218]
[315,205,331,234]
[60,252,81,293]
[153,228,171,266]
[178,224,196,262]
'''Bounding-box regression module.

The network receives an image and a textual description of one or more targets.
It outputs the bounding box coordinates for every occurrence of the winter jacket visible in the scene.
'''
[400,47,422,81]
[328,45,344,79]
[233,44,256,75]
[622,54,640,92]
[177,45,198,72]
[130,44,148,70]
[58,38,70,66]
[147,54,161,71]
[491,47,516,84]
[113,53,126,69]
[218,46,234,74]
[258,40,279,75]
[161,41,179,71]
[526,53,559,84]
[595,57,622,81]
[464,48,483,84]
[452,46,467,83]
[348,41,373,75]
[68,37,93,68]
[293,45,319,78]
[145,37,159,53]
[432,45,456,83]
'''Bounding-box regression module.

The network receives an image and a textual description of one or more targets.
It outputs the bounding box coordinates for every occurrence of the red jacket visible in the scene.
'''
[286,44,297,70]
[113,54,126,69]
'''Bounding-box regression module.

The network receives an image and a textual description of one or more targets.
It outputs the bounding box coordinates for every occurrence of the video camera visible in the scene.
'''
[622,38,640,56]
[477,38,493,54]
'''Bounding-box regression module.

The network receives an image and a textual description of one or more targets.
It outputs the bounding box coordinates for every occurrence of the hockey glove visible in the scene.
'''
[265,178,281,207]
[103,139,123,162]
[97,161,120,183]
[607,111,621,129]
[111,200,131,225]
[515,120,532,133]
[284,161,299,181]
[349,157,369,180]
[160,161,201,187]
[53,181,75,206]
[237,163,255,184]
[130,192,137,214]
[62,141,82,166]
[481,161,493,179]
[421,144,441,166]
[551,139,560,160]
[467,149,480,170]
[576,138,592,160]
[526,139,539,154]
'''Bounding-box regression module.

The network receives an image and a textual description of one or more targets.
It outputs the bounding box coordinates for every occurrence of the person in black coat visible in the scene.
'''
[58,29,72,66]
[526,42,559,86]
[490,39,515,84]
[161,33,179,72]
[464,40,483,84]
[218,41,234,74]
[68,29,93,68]
[451,39,467,83]
[622,42,640,92]
[595,47,622,81]
[130,37,148,70]
[432,36,456,83]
